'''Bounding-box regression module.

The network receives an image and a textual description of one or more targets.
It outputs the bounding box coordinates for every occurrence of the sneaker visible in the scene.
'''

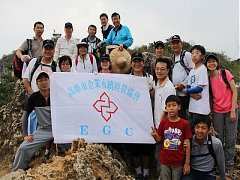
[44,149,51,161]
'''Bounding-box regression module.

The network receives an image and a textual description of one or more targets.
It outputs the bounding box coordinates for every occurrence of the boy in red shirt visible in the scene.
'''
[152,95,192,180]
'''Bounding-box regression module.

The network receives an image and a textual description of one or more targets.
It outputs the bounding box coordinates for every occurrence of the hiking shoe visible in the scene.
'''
[44,149,51,161]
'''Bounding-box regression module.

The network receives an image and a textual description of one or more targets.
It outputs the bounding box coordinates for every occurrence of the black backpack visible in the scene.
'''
[29,56,57,83]
[173,50,191,75]
[190,135,217,171]
[12,39,32,79]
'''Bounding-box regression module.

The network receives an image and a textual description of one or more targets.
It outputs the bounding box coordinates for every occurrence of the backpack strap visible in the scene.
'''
[30,57,42,83]
[179,50,190,75]
[190,135,217,171]
[207,135,217,167]
[26,39,33,57]
[29,57,56,83]
[89,54,94,65]
[221,69,231,89]
[51,61,57,72]
[173,50,190,75]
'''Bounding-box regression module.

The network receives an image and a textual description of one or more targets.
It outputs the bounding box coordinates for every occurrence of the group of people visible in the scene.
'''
[11,12,238,180]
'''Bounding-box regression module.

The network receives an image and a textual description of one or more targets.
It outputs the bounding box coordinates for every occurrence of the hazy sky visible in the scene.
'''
[0,0,239,59]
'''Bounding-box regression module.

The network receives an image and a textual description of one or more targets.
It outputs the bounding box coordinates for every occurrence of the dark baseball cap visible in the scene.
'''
[131,52,144,62]
[154,41,165,49]
[65,22,73,29]
[36,72,49,81]
[205,53,219,62]
[42,39,55,49]
[170,35,181,42]
[100,54,110,61]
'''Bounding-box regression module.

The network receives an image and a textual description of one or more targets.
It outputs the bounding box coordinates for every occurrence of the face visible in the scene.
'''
[131,60,144,73]
[101,60,111,70]
[155,62,169,80]
[34,24,44,37]
[79,47,87,56]
[60,60,71,72]
[42,47,55,59]
[155,47,164,57]
[112,15,120,27]
[191,49,204,65]
[206,58,218,71]
[88,27,96,36]
[194,122,209,140]
[64,27,73,37]
[36,77,49,91]
[166,101,181,118]
[100,16,108,26]
[170,41,182,54]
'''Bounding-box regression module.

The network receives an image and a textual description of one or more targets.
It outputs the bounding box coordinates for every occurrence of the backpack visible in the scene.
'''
[29,56,57,83]
[13,39,32,79]
[173,50,191,75]
[190,135,217,171]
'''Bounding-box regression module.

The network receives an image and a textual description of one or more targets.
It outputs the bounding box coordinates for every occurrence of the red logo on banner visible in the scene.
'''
[93,92,118,122]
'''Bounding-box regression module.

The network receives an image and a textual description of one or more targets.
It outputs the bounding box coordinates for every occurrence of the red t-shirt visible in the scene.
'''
[157,118,192,166]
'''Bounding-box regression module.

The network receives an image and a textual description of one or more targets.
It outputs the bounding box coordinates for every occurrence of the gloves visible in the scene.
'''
[21,55,31,62]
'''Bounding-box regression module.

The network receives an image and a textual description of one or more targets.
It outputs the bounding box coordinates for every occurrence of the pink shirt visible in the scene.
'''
[210,69,233,113]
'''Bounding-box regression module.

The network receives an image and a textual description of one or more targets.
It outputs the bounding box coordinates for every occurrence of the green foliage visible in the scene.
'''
[131,42,240,84]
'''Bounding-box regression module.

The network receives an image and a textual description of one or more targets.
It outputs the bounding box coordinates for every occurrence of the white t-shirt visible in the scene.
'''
[188,64,210,115]
[172,51,193,96]
[53,36,78,62]
[130,73,154,90]
[154,78,176,128]
[22,58,54,92]
[73,54,98,73]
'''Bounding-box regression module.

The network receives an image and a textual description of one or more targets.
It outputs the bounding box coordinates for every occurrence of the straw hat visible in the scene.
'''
[110,48,131,74]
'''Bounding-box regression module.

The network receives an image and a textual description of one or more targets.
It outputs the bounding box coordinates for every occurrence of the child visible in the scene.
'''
[99,54,112,73]
[151,95,192,180]
[182,115,226,180]
[184,45,210,126]
[205,53,238,172]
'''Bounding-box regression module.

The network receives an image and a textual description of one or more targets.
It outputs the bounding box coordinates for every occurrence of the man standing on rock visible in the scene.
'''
[16,21,44,76]
[12,72,53,171]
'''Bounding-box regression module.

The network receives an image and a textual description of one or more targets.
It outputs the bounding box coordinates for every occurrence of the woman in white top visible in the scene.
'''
[73,42,98,73]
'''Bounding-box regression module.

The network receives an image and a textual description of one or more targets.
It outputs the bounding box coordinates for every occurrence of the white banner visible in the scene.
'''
[50,72,155,144]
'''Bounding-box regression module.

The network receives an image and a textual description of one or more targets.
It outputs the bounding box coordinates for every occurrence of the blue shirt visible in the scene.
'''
[104,25,133,48]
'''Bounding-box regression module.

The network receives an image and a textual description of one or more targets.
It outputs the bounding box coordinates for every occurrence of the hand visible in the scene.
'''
[190,93,202,100]
[118,44,124,51]
[230,110,237,122]
[24,135,33,142]
[21,55,31,62]
[151,127,160,142]
[183,163,190,175]
[175,83,185,91]
[27,88,33,96]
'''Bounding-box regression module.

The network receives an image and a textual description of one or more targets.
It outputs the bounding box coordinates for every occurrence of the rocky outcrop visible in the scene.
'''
[1,139,133,180]
[0,80,24,164]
